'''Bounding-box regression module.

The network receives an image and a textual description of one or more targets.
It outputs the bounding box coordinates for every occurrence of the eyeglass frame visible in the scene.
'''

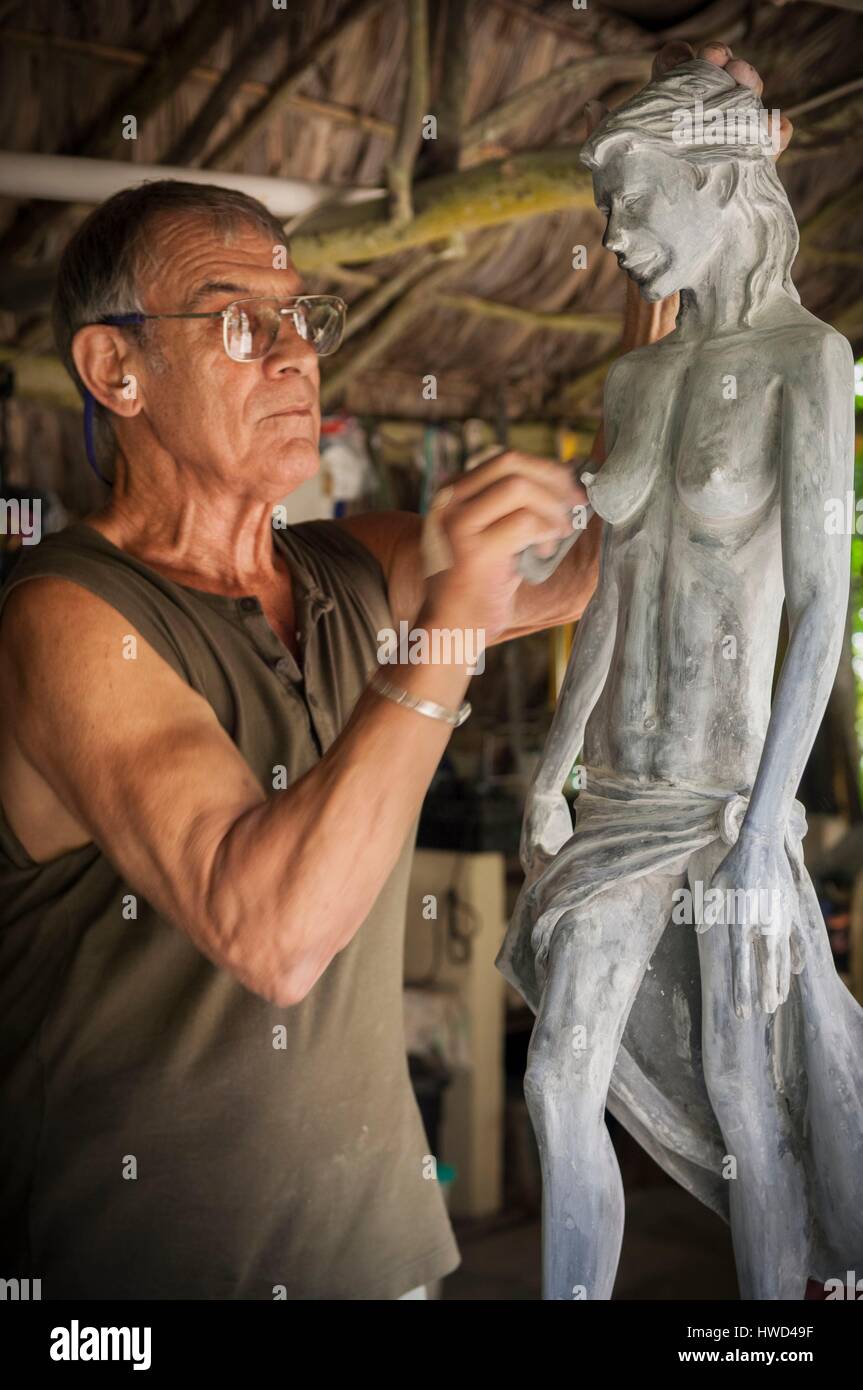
[96,294,348,361]
[80,294,345,485]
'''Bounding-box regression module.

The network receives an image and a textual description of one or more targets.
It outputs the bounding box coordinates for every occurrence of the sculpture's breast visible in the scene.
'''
[584,349,685,526]
[583,445,654,526]
[675,357,782,522]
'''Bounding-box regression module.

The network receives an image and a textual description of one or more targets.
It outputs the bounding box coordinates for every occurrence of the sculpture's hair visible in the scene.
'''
[580,60,799,321]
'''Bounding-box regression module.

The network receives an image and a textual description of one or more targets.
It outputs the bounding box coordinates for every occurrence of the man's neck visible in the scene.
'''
[83,492,285,596]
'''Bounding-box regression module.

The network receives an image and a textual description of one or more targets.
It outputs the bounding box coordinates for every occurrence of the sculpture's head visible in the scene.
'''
[580,59,799,319]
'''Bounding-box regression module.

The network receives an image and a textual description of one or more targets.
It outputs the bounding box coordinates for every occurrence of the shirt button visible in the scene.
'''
[275,658,293,678]
[643,715,656,730]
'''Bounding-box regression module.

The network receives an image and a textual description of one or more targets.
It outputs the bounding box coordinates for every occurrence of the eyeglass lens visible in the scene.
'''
[223,298,344,361]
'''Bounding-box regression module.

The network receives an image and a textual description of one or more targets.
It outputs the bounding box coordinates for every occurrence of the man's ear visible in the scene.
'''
[71,325,143,419]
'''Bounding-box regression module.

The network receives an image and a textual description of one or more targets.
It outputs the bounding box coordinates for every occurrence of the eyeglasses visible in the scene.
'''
[99,295,347,360]
[80,294,345,485]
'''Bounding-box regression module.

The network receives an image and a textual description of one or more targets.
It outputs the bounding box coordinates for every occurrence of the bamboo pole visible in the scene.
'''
[437,294,620,336]
[321,261,458,406]
[291,148,594,268]
[387,0,430,223]
[345,250,441,339]
[420,0,470,176]
[785,73,863,120]
[316,266,381,291]
[462,55,650,151]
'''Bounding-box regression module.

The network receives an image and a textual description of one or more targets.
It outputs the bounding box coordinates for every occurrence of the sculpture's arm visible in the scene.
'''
[708,332,854,1018]
[745,333,854,837]
[520,526,619,875]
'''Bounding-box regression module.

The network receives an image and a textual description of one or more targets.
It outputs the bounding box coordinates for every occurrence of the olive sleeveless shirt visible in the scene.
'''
[0,520,460,1299]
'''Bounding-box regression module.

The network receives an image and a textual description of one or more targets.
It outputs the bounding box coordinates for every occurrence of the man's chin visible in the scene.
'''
[251,442,320,499]
[277,439,320,479]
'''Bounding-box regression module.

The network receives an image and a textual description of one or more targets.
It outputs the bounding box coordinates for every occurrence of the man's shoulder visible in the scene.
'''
[301,512,419,578]
[0,569,102,648]
[0,525,197,691]
[283,513,419,625]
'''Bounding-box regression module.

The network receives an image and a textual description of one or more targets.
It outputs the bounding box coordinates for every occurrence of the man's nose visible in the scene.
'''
[264,314,319,376]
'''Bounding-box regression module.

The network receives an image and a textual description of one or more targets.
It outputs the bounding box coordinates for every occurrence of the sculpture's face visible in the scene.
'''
[592,145,726,302]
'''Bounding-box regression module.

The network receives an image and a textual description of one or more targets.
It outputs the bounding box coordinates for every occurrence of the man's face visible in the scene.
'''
[130,215,321,499]
[592,146,725,302]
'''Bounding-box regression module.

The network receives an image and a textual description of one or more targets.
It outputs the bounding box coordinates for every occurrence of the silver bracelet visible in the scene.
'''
[369,671,471,728]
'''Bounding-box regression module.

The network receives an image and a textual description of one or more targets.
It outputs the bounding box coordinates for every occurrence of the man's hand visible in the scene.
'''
[421,450,586,642]
[340,452,590,642]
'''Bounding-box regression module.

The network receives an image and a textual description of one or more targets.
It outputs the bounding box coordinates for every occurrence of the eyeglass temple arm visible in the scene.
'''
[101,299,341,327]
[101,311,220,323]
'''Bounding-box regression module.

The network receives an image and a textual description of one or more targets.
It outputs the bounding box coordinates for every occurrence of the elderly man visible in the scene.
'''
[0,174,597,1300]
[0,40,779,1302]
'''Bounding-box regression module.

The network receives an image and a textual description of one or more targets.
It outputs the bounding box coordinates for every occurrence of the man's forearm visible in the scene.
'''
[206,606,472,1005]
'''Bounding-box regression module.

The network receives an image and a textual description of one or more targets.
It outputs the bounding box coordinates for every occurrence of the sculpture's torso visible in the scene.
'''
[583,321,799,790]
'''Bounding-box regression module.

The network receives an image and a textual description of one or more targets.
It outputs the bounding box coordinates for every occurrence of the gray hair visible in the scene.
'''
[580,59,799,322]
[53,180,289,467]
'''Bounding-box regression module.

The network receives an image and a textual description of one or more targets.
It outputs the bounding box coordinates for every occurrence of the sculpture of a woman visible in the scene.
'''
[497,59,863,1300]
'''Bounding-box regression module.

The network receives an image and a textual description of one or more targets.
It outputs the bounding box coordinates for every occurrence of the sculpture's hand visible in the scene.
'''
[701,827,805,1020]
[520,786,573,881]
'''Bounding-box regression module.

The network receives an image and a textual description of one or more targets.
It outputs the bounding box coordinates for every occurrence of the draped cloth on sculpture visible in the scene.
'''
[496,772,863,1281]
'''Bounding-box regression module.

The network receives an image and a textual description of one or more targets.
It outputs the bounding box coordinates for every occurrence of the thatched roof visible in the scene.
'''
[0,0,860,809]
[0,0,861,487]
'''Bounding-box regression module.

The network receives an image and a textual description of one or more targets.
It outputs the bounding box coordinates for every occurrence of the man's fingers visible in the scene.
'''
[697,42,766,97]
[698,40,733,68]
[449,450,582,506]
[450,474,574,538]
[423,454,586,577]
[725,57,763,97]
[479,508,573,562]
[767,112,793,160]
[669,38,790,160]
[651,40,694,79]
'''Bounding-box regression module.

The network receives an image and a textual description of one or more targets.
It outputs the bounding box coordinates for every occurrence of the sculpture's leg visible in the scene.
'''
[524,870,683,1300]
[697,925,810,1299]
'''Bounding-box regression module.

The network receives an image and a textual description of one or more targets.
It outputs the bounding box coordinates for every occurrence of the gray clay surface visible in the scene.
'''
[498,60,863,1301]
